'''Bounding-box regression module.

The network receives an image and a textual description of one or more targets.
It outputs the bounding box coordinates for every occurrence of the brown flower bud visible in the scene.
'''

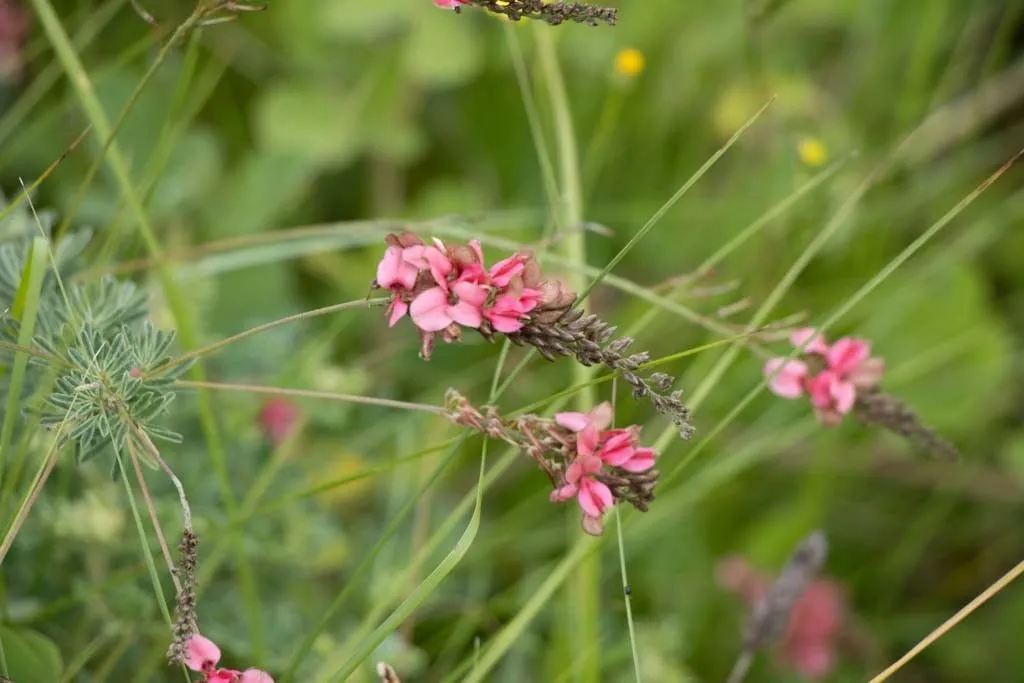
[385,231,425,249]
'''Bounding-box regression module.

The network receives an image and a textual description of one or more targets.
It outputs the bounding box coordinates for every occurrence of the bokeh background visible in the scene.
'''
[1,0,1024,681]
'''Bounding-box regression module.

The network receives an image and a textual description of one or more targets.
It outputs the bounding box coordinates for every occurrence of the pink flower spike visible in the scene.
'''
[184,634,221,672]
[240,669,275,683]
[764,358,808,399]
[577,478,613,517]
[409,287,453,332]
[619,447,656,473]
[790,327,829,355]
[826,338,871,375]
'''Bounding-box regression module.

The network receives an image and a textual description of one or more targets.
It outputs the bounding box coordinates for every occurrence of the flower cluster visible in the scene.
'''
[764,327,959,459]
[184,635,273,683]
[445,391,657,535]
[764,328,884,426]
[374,231,571,360]
[431,0,618,26]
[374,232,694,438]
[719,532,844,681]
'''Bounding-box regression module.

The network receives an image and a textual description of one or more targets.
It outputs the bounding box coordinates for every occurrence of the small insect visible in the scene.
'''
[624,584,632,596]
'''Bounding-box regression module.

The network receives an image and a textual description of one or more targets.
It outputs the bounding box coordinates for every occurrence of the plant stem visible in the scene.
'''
[535,26,600,683]
[151,298,387,375]
[175,380,446,415]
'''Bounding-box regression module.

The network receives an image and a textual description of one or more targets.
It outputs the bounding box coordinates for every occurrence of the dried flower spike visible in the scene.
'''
[445,390,659,535]
[167,528,200,665]
[372,232,695,438]
[436,0,618,26]
[764,327,958,459]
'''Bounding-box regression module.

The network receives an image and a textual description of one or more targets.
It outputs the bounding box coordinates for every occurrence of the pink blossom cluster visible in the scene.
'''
[764,328,884,426]
[185,634,273,683]
[374,232,552,359]
[550,403,656,534]
[718,556,845,680]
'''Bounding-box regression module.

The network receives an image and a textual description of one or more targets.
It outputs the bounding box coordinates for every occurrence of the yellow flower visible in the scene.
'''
[797,137,828,167]
[614,48,645,78]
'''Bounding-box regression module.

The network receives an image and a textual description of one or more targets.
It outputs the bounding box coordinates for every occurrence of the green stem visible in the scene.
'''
[535,26,600,683]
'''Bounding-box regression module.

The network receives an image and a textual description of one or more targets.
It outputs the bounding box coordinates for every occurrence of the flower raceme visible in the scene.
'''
[372,232,557,360]
[764,328,883,426]
[373,232,695,438]
[763,327,959,459]
[185,634,273,683]
[445,392,658,535]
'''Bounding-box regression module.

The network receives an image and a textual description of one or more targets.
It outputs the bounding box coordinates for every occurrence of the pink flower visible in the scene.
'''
[258,398,299,446]
[375,246,418,291]
[764,329,884,426]
[409,281,487,332]
[717,557,845,680]
[807,371,855,426]
[790,327,829,355]
[550,454,613,518]
[555,402,614,434]
[432,0,465,8]
[764,358,809,399]
[483,289,540,333]
[185,634,221,673]
[487,252,529,288]
[183,634,275,683]
[598,428,656,472]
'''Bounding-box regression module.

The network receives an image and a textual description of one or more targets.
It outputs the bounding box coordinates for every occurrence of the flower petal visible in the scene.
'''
[790,327,829,354]
[620,447,656,472]
[807,371,837,409]
[423,246,453,288]
[581,513,605,536]
[555,411,589,432]
[487,313,524,333]
[375,246,404,289]
[549,484,578,503]
[599,429,636,466]
[410,287,453,332]
[587,402,614,431]
[488,253,526,287]
[830,379,856,414]
[849,356,884,389]
[387,299,408,327]
[826,337,870,375]
[449,300,483,328]
[184,634,221,672]
[239,669,275,683]
[577,479,613,517]
[764,358,808,398]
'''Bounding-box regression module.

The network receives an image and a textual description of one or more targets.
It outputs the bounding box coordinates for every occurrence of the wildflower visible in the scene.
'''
[797,137,828,168]
[445,392,658,535]
[432,0,465,8]
[184,634,274,683]
[719,532,844,681]
[764,327,883,426]
[258,398,300,446]
[614,47,645,78]
[374,232,695,437]
[764,327,957,458]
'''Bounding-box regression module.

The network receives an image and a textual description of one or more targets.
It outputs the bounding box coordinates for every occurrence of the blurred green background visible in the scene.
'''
[1,0,1024,681]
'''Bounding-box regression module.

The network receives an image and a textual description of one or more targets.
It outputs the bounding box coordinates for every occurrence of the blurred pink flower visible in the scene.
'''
[258,398,299,446]
[432,0,466,8]
[765,329,884,426]
[183,634,275,682]
[555,402,614,434]
[717,557,845,680]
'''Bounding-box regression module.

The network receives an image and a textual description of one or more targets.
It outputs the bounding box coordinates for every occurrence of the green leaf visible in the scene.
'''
[0,236,47,472]
[253,83,366,168]
[0,626,63,683]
